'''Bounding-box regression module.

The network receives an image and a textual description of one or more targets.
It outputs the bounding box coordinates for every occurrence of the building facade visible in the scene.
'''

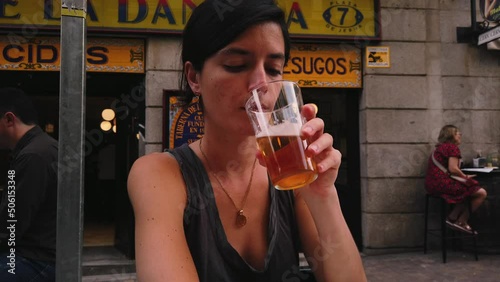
[1,0,499,256]
[359,0,500,253]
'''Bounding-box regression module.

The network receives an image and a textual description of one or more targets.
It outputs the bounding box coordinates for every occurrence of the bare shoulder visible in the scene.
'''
[128,152,199,280]
[127,152,187,213]
[128,152,182,185]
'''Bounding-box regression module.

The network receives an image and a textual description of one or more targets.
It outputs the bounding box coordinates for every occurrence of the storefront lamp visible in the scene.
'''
[101,109,115,121]
[100,121,112,131]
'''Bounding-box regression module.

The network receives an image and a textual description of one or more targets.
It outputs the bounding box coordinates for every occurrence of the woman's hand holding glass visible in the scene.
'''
[252,102,341,195]
[297,103,341,197]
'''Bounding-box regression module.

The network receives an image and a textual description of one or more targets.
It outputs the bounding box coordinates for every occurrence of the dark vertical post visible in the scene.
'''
[57,0,87,281]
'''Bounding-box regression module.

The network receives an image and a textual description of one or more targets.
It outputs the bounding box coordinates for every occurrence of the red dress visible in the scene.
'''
[425,142,480,203]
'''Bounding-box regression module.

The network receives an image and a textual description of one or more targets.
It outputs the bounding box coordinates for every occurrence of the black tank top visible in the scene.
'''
[170,144,300,282]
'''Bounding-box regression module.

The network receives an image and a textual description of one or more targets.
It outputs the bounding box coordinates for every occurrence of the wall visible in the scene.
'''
[361,0,500,254]
[144,38,183,154]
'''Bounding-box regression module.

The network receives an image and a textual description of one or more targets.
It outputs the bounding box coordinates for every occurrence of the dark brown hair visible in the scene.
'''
[0,87,38,125]
[179,0,290,107]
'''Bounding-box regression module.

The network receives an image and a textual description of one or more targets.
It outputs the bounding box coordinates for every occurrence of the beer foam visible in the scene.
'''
[256,120,301,137]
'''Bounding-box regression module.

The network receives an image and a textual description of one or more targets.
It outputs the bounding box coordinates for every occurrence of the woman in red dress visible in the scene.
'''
[425,125,488,233]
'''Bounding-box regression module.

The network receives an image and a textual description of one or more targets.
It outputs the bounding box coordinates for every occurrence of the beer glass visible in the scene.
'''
[245,80,318,190]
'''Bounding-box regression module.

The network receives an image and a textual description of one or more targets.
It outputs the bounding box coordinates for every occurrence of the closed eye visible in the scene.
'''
[267,68,282,77]
[224,65,246,73]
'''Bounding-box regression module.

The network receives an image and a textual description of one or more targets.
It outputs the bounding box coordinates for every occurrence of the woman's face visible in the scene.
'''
[453,129,462,145]
[191,22,286,135]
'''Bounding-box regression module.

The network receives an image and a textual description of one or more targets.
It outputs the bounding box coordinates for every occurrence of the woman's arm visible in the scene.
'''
[295,104,366,282]
[448,156,469,178]
[128,153,199,282]
[295,190,365,282]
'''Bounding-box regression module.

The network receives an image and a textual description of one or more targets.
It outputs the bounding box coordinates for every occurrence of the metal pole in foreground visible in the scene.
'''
[57,1,87,281]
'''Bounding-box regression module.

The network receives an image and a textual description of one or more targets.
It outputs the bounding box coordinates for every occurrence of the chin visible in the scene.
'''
[236,125,256,137]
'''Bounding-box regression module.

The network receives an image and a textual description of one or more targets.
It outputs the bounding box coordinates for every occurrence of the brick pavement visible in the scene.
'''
[362,251,500,282]
[81,248,500,281]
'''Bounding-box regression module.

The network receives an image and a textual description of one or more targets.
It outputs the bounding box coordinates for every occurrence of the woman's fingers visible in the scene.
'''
[316,148,342,173]
[302,103,318,121]
[306,133,336,173]
[300,104,337,172]
[302,117,325,145]
[305,131,332,155]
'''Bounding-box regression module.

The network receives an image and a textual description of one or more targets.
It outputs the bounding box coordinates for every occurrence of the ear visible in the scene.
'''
[3,112,16,126]
[185,61,201,95]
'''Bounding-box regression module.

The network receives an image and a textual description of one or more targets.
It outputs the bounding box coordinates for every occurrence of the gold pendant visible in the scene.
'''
[236,210,247,227]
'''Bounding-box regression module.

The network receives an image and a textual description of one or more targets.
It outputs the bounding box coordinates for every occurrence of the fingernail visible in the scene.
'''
[309,144,318,152]
[312,104,318,114]
[304,126,313,134]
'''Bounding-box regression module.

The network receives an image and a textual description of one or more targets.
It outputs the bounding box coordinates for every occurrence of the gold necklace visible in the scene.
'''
[199,138,257,227]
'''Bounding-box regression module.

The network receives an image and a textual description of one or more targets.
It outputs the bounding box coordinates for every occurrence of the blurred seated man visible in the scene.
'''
[0,87,58,281]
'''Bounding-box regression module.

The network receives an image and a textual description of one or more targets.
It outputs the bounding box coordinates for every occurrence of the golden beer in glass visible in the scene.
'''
[246,81,318,190]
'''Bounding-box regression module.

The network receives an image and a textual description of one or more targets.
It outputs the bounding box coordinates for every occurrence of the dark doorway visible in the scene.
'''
[302,88,362,250]
[0,71,144,257]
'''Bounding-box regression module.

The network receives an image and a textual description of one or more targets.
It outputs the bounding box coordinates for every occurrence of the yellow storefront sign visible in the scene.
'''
[283,44,362,88]
[0,36,144,73]
[0,0,380,40]
[277,0,378,39]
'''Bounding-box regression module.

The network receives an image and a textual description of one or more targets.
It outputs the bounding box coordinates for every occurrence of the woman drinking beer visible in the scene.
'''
[127,0,366,281]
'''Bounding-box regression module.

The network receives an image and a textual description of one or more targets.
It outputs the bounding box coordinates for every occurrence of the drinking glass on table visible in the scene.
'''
[245,80,318,190]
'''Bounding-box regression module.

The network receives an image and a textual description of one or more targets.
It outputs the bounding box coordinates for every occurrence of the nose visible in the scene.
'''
[247,64,269,93]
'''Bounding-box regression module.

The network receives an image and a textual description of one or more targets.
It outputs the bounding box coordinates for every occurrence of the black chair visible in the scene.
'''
[423,194,479,263]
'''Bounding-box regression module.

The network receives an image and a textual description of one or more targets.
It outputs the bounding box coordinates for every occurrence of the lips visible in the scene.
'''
[246,104,271,112]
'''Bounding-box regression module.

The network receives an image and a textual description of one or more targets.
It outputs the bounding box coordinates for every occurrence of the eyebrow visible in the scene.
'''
[217,47,285,60]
